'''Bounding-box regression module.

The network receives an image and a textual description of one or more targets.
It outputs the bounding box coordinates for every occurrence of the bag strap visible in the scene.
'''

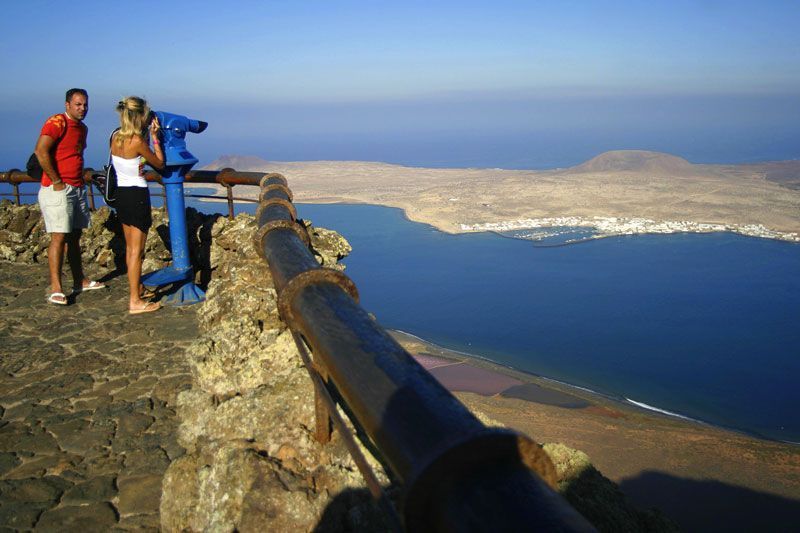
[107,128,120,167]
[58,114,69,142]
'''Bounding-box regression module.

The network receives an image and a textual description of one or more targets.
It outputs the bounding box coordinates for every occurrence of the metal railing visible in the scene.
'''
[2,167,595,530]
[254,175,594,531]
[0,168,273,218]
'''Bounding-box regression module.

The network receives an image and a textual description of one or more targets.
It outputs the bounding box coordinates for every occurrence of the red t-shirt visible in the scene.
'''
[40,113,88,187]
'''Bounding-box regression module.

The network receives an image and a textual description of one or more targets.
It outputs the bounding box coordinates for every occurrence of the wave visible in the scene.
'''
[625,397,700,423]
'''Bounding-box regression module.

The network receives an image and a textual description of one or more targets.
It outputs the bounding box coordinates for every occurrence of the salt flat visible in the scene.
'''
[205,150,800,241]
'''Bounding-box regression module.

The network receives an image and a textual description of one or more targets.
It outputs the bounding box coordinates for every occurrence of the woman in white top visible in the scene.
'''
[111,96,165,314]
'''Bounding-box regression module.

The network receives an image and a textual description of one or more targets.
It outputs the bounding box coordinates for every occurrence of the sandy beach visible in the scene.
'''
[391,330,800,530]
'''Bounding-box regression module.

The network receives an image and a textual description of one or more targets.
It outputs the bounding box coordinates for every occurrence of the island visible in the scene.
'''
[204,150,800,242]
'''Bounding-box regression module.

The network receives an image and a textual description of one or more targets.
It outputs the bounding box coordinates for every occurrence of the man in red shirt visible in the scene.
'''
[35,88,106,305]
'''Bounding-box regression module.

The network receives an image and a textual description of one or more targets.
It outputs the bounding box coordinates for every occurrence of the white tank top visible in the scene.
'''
[111,155,147,188]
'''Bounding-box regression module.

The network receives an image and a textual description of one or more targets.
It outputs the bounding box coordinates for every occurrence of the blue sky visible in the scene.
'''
[1,0,799,168]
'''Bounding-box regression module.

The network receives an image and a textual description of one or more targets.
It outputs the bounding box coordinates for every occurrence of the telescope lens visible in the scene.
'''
[187,120,208,134]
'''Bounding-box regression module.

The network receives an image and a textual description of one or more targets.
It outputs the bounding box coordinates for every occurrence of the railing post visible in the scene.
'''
[13,183,20,206]
[313,355,334,444]
[226,185,234,220]
[87,182,96,211]
[314,386,334,444]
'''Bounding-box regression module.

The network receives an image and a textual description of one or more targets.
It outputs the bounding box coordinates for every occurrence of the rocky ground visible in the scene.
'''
[0,257,196,530]
[0,201,210,531]
[0,202,395,531]
[0,201,682,531]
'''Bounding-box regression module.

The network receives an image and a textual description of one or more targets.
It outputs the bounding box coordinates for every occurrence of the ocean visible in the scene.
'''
[2,184,799,443]
[290,203,800,444]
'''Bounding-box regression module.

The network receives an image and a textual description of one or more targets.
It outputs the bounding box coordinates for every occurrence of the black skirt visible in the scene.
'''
[115,186,152,232]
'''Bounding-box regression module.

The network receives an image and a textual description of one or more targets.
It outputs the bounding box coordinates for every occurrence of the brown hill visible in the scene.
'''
[570,150,696,176]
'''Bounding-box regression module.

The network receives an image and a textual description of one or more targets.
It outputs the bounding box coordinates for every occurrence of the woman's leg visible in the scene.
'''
[123,223,147,308]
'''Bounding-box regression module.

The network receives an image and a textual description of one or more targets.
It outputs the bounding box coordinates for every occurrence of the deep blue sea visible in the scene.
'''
[289,203,800,444]
[2,184,799,443]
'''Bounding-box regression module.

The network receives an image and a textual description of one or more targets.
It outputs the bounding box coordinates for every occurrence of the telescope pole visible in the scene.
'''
[140,166,205,305]
[164,170,191,272]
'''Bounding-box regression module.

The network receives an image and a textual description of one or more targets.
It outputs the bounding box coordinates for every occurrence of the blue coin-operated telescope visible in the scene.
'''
[141,111,208,305]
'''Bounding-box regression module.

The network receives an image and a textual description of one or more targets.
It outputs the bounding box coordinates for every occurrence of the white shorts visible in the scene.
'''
[38,184,91,233]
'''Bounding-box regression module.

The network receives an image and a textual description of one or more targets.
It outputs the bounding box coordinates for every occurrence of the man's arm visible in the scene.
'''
[34,135,64,191]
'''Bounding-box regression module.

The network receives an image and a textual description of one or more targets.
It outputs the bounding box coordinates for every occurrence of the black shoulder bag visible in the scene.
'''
[25,153,43,181]
[92,129,119,205]
[26,116,68,180]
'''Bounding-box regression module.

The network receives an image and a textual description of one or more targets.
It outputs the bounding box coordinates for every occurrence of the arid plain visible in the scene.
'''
[206,150,800,241]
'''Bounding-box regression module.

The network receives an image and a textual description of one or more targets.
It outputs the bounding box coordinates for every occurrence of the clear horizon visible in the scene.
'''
[2,1,798,169]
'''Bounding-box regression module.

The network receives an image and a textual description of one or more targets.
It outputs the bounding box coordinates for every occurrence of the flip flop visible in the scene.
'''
[81,280,107,291]
[47,292,67,305]
[140,287,157,300]
[129,301,161,315]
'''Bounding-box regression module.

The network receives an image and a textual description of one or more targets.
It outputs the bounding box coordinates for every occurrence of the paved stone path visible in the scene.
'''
[0,262,197,531]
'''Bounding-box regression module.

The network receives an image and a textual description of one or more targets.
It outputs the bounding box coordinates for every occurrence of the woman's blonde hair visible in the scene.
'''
[114,96,151,146]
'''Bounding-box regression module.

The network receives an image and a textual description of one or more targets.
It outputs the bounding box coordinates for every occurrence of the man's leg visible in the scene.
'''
[65,229,86,289]
[39,184,70,300]
[48,232,67,298]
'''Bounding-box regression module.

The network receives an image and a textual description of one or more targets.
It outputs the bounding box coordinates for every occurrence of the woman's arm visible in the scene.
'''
[135,117,165,170]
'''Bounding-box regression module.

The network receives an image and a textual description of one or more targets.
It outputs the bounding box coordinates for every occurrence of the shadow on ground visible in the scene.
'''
[620,470,800,531]
[313,488,390,532]
[95,208,222,292]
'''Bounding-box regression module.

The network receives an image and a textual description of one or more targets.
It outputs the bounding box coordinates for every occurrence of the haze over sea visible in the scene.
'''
[3,91,800,171]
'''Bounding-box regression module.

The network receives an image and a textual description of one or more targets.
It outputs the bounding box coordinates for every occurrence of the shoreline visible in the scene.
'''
[175,176,800,245]
[8,183,800,246]
[306,198,800,245]
[389,328,800,526]
[462,215,800,244]
[390,329,797,445]
[297,198,800,244]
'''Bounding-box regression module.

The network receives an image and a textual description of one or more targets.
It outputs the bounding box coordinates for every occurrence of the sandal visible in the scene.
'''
[75,280,107,293]
[47,292,67,306]
[129,301,161,315]
[140,287,157,300]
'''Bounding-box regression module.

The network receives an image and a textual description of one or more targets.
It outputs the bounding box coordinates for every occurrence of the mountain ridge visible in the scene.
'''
[570,150,695,175]
[204,149,725,175]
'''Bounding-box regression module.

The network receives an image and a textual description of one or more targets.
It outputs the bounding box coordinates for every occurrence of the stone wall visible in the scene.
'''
[0,199,214,277]
[0,200,389,529]
[159,214,392,531]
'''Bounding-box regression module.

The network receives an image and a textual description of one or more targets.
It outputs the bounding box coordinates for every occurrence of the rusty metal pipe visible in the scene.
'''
[290,283,491,474]
[261,230,319,289]
[255,183,593,531]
